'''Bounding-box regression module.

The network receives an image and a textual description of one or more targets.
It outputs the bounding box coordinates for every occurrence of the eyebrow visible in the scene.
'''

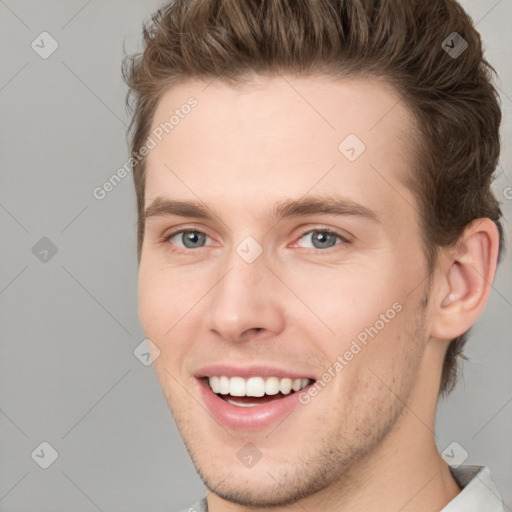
[143,195,381,224]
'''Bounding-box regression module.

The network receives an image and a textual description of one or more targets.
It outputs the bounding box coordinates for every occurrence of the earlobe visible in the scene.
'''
[431,218,499,340]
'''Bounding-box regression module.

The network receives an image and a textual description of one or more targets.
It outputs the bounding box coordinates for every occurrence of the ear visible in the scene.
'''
[430,218,500,340]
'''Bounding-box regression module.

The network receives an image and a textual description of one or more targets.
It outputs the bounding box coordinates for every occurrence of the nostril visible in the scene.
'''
[243,327,262,337]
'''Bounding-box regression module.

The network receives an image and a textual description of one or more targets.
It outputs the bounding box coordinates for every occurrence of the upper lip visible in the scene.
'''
[195,364,316,381]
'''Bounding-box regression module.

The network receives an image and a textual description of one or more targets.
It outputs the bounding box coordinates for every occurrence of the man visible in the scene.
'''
[122,0,506,510]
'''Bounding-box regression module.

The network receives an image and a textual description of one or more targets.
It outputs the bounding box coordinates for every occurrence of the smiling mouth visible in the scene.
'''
[205,375,314,407]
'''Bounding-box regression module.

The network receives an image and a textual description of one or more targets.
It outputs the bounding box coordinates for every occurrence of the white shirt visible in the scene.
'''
[442,465,505,511]
[178,465,505,512]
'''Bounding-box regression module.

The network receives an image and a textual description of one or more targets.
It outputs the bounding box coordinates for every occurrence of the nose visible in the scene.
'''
[204,249,286,344]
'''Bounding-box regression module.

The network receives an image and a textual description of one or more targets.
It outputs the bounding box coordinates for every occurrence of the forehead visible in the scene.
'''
[144,75,418,225]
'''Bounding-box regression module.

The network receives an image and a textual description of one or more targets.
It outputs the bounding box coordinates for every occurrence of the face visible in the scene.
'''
[138,75,435,506]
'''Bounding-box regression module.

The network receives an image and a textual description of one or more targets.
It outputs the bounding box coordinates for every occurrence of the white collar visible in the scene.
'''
[441,465,505,511]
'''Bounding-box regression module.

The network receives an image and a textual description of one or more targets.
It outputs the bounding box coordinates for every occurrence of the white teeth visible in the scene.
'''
[246,377,265,397]
[209,376,220,393]
[226,399,259,408]
[229,377,246,397]
[219,376,230,395]
[265,377,280,395]
[279,378,293,394]
[292,378,302,391]
[207,376,312,396]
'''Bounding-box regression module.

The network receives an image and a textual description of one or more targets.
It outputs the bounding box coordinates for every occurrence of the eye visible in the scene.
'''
[166,230,213,250]
[295,229,348,250]
[163,227,349,253]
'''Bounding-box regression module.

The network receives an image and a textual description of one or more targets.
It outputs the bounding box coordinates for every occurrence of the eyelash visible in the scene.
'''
[162,227,350,254]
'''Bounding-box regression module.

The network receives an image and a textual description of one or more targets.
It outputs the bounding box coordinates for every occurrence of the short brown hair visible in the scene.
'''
[122,0,504,396]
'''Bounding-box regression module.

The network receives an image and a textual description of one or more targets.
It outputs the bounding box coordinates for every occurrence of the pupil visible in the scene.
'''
[313,232,336,249]
[183,231,205,248]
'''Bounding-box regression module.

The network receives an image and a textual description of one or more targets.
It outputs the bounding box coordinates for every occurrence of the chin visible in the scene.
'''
[196,466,331,508]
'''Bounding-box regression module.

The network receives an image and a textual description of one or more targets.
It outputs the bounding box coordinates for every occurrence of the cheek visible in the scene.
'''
[306,272,417,393]
[322,318,423,438]
[137,261,183,343]
[294,267,403,339]
[137,271,161,338]
[138,251,183,323]
[137,261,206,370]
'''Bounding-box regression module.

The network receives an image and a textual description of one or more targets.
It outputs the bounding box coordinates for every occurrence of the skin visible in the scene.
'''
[137,75,499,511]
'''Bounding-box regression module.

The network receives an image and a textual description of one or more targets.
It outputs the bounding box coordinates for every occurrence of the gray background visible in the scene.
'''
[0,0,511,511]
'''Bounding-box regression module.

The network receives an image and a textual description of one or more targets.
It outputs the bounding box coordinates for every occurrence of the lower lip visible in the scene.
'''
[197,378,310,431]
